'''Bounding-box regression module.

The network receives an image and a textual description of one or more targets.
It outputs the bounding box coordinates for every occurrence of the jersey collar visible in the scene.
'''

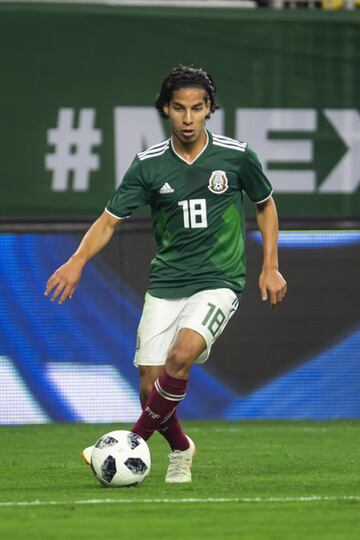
[170,130,211,165]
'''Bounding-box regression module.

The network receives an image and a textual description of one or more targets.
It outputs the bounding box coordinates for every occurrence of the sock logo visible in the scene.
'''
[145,406,160,420]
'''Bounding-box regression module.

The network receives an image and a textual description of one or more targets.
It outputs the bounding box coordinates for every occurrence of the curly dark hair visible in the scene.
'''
[155,65,220,119]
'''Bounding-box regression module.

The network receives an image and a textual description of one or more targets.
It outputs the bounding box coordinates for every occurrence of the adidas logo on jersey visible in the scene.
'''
[159,182,174,194]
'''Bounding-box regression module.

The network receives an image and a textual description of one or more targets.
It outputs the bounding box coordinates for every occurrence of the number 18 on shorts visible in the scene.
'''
[134,288,240,367]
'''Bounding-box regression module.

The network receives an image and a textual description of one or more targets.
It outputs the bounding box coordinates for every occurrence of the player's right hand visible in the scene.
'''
[44,257,84,304]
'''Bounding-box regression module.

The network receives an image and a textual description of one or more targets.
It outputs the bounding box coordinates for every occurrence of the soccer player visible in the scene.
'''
[45,65,287,483]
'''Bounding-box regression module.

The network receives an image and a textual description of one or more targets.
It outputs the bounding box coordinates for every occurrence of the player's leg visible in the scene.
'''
[132,328,205,442]
[165,327,206,378]
[161,328,205,482]
[132,289,239,482]
[132,292,196,453]
[139,365,190,452]
[132,327,204,483]
[162,288,240,482]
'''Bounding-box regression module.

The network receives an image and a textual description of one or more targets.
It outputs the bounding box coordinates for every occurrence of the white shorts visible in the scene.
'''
[134,288,239,367]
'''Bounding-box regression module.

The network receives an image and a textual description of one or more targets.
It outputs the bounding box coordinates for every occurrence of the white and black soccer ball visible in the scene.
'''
[91,430,151,487]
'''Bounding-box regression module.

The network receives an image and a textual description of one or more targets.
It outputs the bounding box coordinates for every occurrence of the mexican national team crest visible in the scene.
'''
[208,170,229,194]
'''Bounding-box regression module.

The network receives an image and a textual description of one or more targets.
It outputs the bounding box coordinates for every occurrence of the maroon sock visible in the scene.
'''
[158,410,190,451]
[132,372,188,441]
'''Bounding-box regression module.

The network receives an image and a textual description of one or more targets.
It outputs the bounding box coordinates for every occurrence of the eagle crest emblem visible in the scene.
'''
[208,170,229,194]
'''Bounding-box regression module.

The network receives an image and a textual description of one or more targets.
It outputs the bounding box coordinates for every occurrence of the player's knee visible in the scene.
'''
[166,348,192,377]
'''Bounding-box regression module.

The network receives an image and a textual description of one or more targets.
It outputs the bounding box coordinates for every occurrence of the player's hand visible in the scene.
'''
[44,257,84,304]
[259,269,287,309]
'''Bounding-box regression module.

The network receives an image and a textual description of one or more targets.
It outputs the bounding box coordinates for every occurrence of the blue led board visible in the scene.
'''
[0,230,359,424]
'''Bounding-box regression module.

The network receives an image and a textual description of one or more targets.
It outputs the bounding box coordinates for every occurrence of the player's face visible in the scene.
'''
[163,87,211,145]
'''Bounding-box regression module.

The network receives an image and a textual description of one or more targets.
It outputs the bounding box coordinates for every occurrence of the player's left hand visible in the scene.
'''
[259,269,287,308]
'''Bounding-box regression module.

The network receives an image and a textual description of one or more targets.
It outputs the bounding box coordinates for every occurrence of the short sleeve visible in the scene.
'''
[105,156,150,218]
[239,147,273,204]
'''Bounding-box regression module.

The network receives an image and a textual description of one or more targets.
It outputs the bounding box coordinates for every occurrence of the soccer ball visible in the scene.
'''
[90,430,151,487]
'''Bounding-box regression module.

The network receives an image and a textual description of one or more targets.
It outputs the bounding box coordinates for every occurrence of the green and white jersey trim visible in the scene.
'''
[104,207,129,220]
[212,133,247,152]
[171,130,210,165]
[138,139,170,161]
[255,190,274,205]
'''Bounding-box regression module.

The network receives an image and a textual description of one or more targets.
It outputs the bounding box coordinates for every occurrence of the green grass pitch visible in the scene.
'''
[0,421,359,540]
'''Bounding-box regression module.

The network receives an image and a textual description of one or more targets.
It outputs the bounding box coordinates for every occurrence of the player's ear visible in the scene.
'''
[163,103,170,117]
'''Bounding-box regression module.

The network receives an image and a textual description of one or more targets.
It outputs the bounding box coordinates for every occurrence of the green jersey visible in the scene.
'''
[106,131,272,299]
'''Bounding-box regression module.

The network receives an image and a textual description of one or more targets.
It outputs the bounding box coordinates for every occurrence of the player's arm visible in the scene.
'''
[256,196,287,307]
[44,210,122,304]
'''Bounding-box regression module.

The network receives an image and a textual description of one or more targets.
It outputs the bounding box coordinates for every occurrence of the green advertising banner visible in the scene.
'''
[0,5,359,218]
